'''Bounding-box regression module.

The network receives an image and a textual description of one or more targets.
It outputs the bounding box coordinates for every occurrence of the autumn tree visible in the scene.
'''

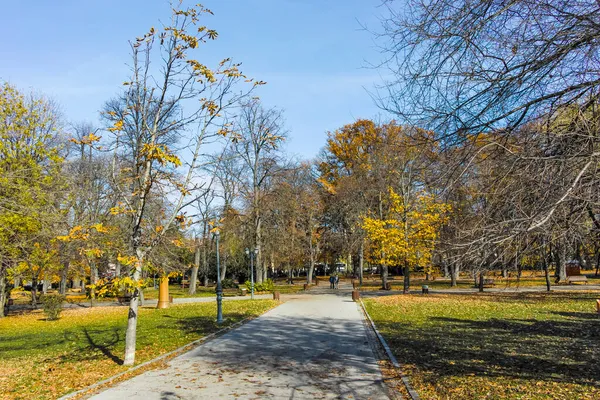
[319,119,439,288]
[262,162,323,283]
[61,122,120,296]
[378,0,600,275]
[319,120,385,284]
[233,99,287,284]
[100,3,262,365]
[363,188,449,292]
[0,82,65,315]
[212,146,246,281]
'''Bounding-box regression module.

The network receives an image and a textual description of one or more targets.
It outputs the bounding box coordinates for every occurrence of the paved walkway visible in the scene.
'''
[90,290,391,399]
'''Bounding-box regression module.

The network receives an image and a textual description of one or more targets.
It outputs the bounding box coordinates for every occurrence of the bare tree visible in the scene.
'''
[102,4,261,365]
[233,99,287,283]
[378,0,600,273]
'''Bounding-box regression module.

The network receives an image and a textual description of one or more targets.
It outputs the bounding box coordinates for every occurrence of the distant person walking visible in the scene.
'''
[329,275,335,289]
[335,275,340,289]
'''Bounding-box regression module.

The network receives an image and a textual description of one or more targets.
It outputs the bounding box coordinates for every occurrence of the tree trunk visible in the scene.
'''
[255,257,263,284]
[450,263,459,287]
[557,244,567,282]
[31,278,38,305]
[90,262,98,299]
[59,264,68,295]
[189,239,200,295]
[253,164,263,284]
[542,257,551,292]
[478,271,484,292]
[347,253,352,278]
[42,279,50,294]
[221,253,227,282]
[123,252,143,366]
[403,265,410,293]
[115,260,121,277]
[359,240,364,286]
[270,252,275,280]
[0,271,7,318]
[307,249,315,284]
[381,264,389,289]
[443,262,449,278]
[378,191,388,290]
[202,221,209,287]
[307,234,315,284]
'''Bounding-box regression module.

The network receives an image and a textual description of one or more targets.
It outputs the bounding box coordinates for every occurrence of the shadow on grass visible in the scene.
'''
[379,311,600,387]
[550,310,600,320]
[48,327,124,365]
[82,327,123,364]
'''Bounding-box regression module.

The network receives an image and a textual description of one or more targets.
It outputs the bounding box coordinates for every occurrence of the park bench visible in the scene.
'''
[482,279,495,287]
[117,294,132,304]
[3,298,13,315]
[222,288,248,297]
[566,275,588,285]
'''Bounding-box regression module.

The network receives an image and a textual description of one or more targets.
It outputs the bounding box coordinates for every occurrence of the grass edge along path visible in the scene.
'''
[359,299,420,400]
[0,299,279,400]
[364,292,600,400]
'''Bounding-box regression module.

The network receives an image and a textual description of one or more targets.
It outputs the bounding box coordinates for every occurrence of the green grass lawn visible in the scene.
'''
[359,278,474,290]
[357,271,600,291]
[0,299,277,400]
[364,292,600,399]
[273,283,306,294]
[11,282,304,306]
[143,285,216,299]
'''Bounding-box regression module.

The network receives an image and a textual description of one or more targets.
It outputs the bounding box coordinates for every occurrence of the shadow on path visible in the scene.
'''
[91,296,390,399]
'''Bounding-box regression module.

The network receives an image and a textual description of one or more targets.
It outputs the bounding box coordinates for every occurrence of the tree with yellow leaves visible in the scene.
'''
[363,188,450,293]
[0,82,65,315]
[96,3,263,365]
[318,119,440,288]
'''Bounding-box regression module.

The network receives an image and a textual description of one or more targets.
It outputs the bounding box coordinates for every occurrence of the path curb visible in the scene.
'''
[58,312,267,400]
[359,299,420,400]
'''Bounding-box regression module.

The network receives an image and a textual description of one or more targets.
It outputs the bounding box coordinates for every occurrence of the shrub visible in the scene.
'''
[220,278,238,289]
[245,278,274,293]
[40,294,66,320]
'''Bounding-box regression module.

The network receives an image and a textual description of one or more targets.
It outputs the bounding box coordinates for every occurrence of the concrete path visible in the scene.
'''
[90,291,391,399]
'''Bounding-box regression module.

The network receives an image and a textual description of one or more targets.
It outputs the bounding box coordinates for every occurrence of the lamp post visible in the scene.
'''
[245,247,258,299]
[215,230,223,324]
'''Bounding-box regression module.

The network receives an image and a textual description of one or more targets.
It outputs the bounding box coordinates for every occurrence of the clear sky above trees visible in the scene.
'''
[0,0,387,159]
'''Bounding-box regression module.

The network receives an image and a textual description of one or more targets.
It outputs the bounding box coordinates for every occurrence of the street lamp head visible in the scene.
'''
[214,230,220,239]
[254,248,259,255]
[245,248,249,256]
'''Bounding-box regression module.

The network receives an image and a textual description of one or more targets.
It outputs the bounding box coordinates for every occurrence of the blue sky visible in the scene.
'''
[0,0,390,159]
